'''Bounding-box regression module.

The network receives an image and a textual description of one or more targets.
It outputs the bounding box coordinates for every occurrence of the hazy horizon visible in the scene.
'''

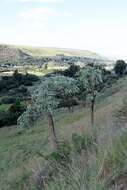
[1,0,127,59]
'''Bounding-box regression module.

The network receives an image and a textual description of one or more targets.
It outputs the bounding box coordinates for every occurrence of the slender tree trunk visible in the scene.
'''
[71,106,74,113]
[83,94,87,108]
[68,98,72,113]
[91,99,94,128]
[47,112,58,152]
[82,100,86,108]
[68,106,71,112]
[91,94,96,128]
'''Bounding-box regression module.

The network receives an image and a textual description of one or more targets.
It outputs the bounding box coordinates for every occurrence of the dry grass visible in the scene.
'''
[1,76,127,189]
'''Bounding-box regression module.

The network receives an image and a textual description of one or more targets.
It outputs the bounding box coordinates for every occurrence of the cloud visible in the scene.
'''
[20,7,58,20]
[5,0,64,4]
[20,7,70,22]
[19,0,64,3]
[19,6,71,45]
[19,7,69,32]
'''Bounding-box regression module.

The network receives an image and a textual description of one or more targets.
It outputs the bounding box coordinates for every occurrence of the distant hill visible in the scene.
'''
[0,44,101,61]
[15,46,102,58]
[0,44,113,68]
[0,44,31,64]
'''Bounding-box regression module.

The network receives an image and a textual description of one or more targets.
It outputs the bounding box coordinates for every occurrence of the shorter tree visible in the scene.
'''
[78,64,103,128]
[44,63,48,70]
[63,63,80,78]
[114,60,126,76]
[18,75,79,152]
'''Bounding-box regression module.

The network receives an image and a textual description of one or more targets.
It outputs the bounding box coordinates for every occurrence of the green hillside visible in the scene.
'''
[1,75,127,189]
[9,44,102,58]
[0,44,102,64]
[18,46,102,58]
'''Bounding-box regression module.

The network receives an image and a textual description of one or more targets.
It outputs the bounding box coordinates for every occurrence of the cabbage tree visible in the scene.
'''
[18,75,79,151]
[78,64,103,128]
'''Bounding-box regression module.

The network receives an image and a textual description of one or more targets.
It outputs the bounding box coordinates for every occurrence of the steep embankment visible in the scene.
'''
[0,76,127,189]
[0,44,31,64]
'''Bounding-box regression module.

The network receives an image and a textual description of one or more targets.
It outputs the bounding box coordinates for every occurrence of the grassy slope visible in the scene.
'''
[0,104,11,111]
[0,44,102,58]
[18,46,101,58]
[0,77,127,189]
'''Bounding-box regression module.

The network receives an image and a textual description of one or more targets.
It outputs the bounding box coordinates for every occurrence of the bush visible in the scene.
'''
[9,101,25,114]
[114,60,127,76]
[0,111,10,127]
[1,97,16,104]
[63,64,80,78]
[47,141,71,163]
[25,73,39,82]
[13,69,22,81]
[16,85,28,94]
[0,101,26,127]
[58,98,78,109]
[0,71,39,95]
[54,64,80,78]
[22,81,33,86]
[72,133,94,153]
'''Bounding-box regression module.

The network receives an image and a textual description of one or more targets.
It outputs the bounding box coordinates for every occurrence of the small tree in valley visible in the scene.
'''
[114,60,126,76]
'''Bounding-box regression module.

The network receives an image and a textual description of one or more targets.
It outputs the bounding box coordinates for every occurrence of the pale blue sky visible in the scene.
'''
[0,0,127,58]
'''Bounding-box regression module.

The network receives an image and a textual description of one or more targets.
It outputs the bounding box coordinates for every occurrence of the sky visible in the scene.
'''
[0,0,127,58]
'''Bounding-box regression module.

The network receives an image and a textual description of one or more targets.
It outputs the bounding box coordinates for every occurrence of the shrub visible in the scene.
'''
[114,60,127,76]
[13,69,22,81]
[54,64,80,78]
[47,141,71,163]
[9,101,25,115]
[17,85,28,94]
[0,71,39,95]
[63,64,80,78]
[58,98,78,109]
[22,80,33,86]
[0,111,10,127]
[25,73,39,82]
[72,133,94,153]
[1,97,16,104]
[0,101,26,127]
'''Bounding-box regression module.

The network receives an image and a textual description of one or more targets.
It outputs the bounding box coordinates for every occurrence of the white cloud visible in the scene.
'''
[20,7,70,22]
[5,0,64,4]
[20,7,59,20]
[19,0,64,3]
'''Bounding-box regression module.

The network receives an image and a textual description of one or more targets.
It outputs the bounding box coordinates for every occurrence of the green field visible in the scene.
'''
[0,104,11,111]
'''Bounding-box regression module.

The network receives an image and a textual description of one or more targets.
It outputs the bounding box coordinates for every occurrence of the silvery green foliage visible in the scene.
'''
[32,75,79,112]
[17,107,31,128]
[18,75,79,128]
[53,75,79,97]
[17,104,42,128]
[78,65,103,95]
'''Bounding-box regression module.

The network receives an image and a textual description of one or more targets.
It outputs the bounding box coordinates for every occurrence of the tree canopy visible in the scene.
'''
[78,64,103,128]
[18,75,79,128]
[114,60,126,76]
[78,65,103,94]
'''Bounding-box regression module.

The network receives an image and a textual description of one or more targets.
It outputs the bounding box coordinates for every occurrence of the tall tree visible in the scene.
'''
[18,75,79,151]
[114,60,126,76]
[78,64,103,128]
